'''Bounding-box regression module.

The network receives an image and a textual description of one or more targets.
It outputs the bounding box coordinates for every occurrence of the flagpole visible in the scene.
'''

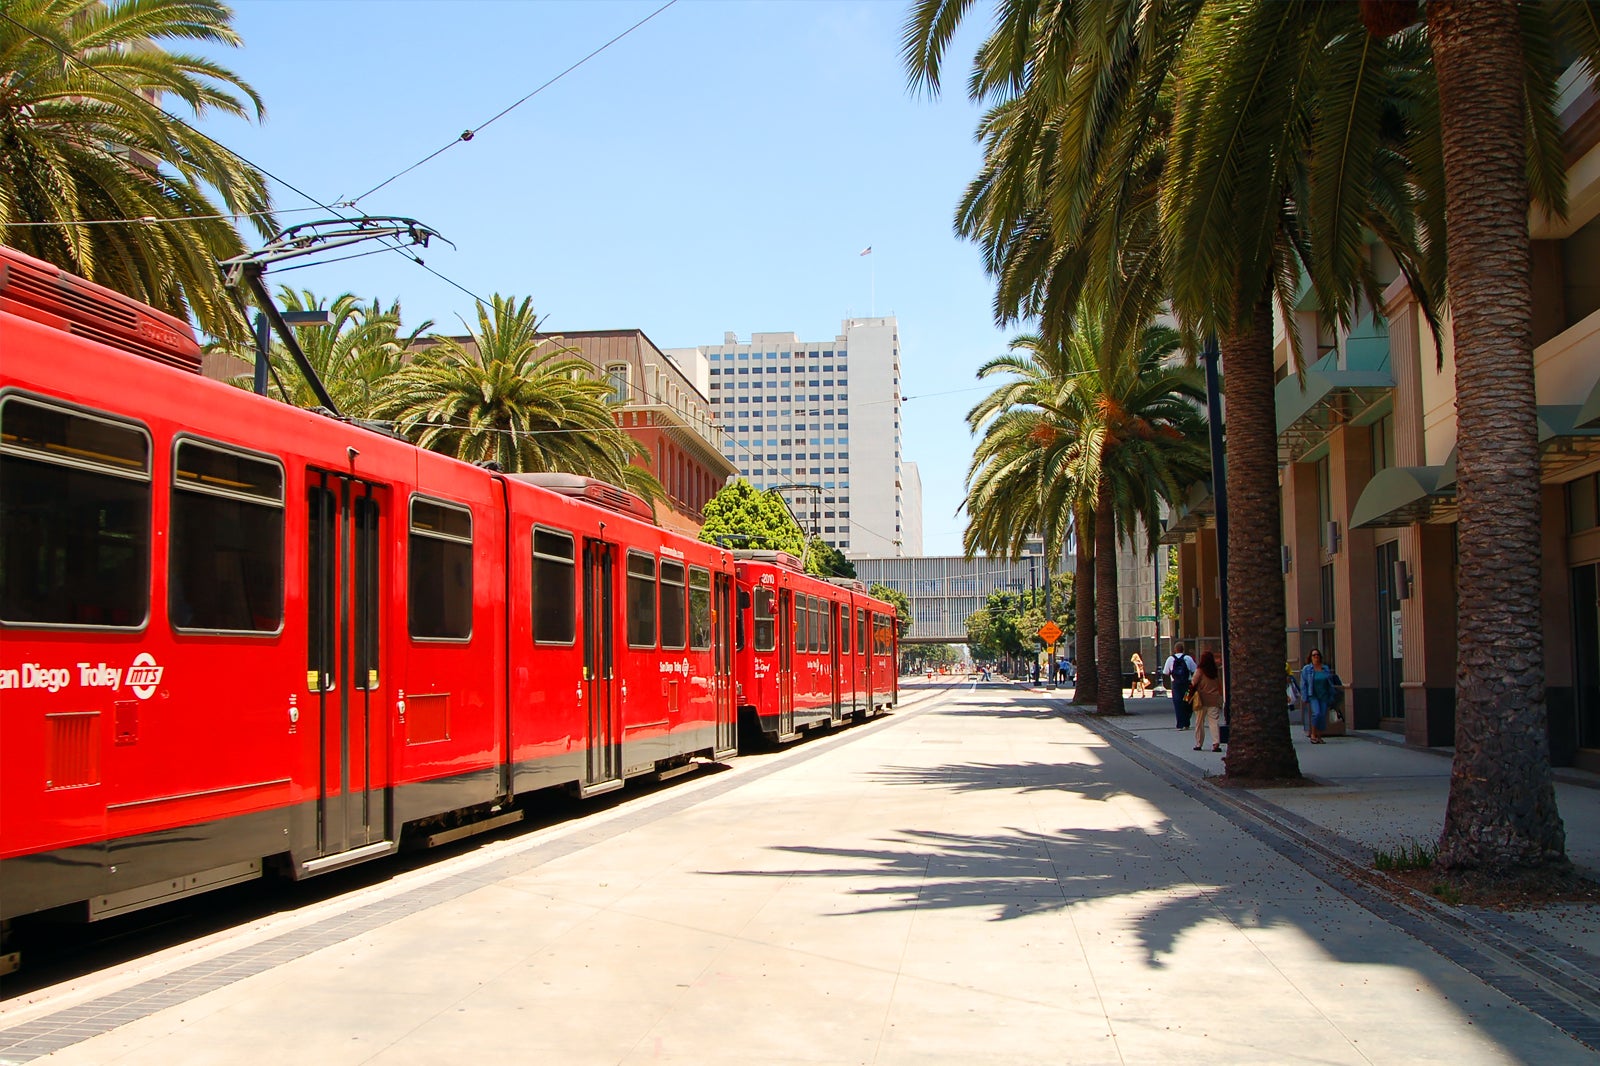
[859,245,874,317]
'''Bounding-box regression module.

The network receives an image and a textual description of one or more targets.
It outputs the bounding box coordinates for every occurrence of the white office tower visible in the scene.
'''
[670,316,908,557]
[902,461,923,556]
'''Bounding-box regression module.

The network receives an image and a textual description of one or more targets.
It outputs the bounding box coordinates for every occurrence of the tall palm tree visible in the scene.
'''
[1404,0,1597,870]
[965,323,1208,716]
[377,295,662,503]
[911,0,1593,861]
[0,0,274,340]
[906,0,1438,777]
[963,334,1099,704]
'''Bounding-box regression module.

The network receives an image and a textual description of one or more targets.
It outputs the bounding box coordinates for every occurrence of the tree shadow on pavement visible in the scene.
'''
[703,757,1395,971]
[868,760,1123,800]
[705,820,1340,968]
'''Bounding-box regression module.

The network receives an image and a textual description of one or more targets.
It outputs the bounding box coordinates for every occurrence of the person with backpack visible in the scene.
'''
[1162,642,1198,730]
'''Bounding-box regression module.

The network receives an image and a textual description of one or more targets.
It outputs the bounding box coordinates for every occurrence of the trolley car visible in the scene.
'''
[0,245,898,953]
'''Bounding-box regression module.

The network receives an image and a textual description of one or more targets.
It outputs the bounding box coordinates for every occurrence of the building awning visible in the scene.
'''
[1579,374,1600,430]
[1276,368,1395,465]
[1538,404,1600,479]
[1350,403,1600,530]
[1159,480,1214,544]
[1350,460,1457,529]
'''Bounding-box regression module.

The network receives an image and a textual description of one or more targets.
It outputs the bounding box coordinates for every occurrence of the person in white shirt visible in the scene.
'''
[1162,643,1198,730]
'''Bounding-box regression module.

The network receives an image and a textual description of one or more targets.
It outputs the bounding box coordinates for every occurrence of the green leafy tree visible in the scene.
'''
[808,537,856,579]
[698,479,806,557]
[377,295,658,501]
[869,581,912,637]
[0,0,275,341]
[965,589,1027,663]
[1160,545,1181,625]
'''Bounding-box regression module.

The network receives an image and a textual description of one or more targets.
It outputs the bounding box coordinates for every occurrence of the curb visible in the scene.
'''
[1068,705,1600,1053]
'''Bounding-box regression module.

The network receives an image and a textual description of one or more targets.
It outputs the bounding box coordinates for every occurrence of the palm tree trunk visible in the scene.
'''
[1218,309,1300,778]
[1073,504,1099,704]
[1094,480,1126,715]
[1428,0,1565,870]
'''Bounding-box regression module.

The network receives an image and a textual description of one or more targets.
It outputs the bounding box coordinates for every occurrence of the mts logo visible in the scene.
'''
[126,665,163,686]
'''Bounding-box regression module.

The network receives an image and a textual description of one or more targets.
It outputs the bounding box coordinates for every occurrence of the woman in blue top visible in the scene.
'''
[1299,649,1340,744]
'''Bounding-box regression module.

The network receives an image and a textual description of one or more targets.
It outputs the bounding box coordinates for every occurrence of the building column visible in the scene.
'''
[1384,275,1457,747]
[1330,427,1377,737]
[1283,462,1324,668]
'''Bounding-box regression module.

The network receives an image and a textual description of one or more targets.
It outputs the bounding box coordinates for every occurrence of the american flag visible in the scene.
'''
[859,246,872,256]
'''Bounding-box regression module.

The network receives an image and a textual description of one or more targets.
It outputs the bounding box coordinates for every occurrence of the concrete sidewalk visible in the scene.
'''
[2,679,1597,1064]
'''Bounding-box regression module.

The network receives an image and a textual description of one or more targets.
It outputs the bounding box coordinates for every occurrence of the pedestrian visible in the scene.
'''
[1162,642,1197,729]
[1031,660,1041,686]
[1130,652,1149,697]
[1191,649,1225,752]
[1298,649,1341,744]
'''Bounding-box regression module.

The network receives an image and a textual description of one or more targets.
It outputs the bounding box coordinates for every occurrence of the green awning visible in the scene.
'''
[1350,464,1456,529]
[1276,368,1395,464]
[1537,404,1600,479]
[1578,375,1600,430]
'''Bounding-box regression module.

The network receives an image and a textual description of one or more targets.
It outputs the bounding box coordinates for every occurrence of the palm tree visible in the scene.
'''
[377,295,662,503]
[0,0,274,340]
[1405,0,1596,870]
[906,0,1439,777]
[962,334,1100,704]
[965,323,1208,716]
[243,288,429,418]
[911,0,1593,860]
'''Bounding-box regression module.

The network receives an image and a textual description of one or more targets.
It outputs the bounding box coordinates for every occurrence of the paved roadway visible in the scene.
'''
[2,678,1597,1064]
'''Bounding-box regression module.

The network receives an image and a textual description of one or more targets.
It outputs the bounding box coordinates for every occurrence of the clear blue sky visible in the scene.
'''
[197,0,1012,556]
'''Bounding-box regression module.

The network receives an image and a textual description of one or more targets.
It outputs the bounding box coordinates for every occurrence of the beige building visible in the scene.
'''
[1168,63,1600,769]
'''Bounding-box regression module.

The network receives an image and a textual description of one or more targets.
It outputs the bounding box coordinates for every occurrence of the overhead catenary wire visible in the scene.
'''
[3,10,909,551]
[349,0,679,205]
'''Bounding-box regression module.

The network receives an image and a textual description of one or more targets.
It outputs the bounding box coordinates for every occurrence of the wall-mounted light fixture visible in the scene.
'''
[1325,521,1342,555]
[1393,559,1413,600]
[1281,545,1293,574]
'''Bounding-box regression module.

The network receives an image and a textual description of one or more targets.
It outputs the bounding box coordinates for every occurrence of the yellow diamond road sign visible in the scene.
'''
[1037,621,1063,645]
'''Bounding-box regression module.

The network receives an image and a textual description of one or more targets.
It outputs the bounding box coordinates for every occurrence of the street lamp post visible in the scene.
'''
[1202,336,1231,719]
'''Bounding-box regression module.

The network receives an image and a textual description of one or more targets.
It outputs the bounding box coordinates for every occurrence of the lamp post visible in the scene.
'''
[253,309,332,397]
[1202,335,1231,717]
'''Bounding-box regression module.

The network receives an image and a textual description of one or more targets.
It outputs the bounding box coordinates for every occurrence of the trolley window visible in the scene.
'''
[660,559,687,650]
[688,566,712,650]
[794,596,806,653]
[0,396,150,628]
[626,551,657,647]
[753,586,775,651]
[409,497,473,640]
[532,527,576,644]
[857,608,868,654]
[170,439,283,633]
[810,597,823,653]
[819,600,831,653]
[839,604,850,654]
[353,494,380,686]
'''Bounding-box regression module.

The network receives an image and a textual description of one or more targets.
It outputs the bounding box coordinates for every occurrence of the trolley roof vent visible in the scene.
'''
[0,246,202,373]
[732,549,805,572]
[511,472,656,523]
[828,577,867,591]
